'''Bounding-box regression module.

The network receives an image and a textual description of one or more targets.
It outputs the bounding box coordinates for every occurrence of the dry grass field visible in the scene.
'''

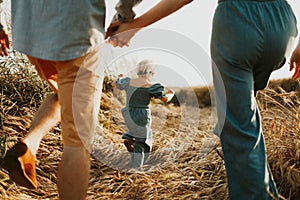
[0,54,299,199]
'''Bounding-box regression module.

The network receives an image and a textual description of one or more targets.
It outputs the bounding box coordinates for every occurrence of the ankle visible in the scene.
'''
[22,138,39,156]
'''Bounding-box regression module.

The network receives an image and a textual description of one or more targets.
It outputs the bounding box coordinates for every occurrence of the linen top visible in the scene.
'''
[1,0,144,61]
[10,0,106,61]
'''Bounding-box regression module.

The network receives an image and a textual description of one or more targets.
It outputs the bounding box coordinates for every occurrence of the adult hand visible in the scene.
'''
[105,0,193,48]
[0,29,10,56]
[105,21,140,48]
[289,42,300,80]
[105,21,122,40]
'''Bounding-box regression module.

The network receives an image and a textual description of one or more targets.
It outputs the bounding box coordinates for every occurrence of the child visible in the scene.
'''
[115,60,174,168]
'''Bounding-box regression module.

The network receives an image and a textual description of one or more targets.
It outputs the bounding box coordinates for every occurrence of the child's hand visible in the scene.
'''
[112,80,117,89]
[165,88,175,94]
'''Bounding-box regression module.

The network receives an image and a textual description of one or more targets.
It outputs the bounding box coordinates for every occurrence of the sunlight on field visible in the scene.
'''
[0,0,300,198]
[0,54,299,199]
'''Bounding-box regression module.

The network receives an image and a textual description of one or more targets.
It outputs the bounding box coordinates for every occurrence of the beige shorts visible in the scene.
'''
[27,46,104,148]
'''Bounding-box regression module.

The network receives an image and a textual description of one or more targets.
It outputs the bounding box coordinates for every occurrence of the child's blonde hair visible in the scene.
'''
[137,60,154,76]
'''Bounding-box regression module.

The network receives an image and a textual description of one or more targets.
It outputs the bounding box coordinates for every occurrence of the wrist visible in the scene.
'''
[132,17,147,29]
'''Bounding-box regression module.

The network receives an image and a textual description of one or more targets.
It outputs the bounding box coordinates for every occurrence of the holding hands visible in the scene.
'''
[105,0,193,48]
[105,20,141,47]
[105,0,299,81]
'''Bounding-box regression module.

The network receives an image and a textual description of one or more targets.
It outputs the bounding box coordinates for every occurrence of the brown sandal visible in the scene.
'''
[2,140,38,189]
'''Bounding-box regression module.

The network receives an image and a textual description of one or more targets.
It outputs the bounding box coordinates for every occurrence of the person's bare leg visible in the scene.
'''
[23,93,60,155]
[2,93,60,189]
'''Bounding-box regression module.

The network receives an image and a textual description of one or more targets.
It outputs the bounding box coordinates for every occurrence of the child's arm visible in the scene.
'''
[115,74,130,90]
[160,88,175,103]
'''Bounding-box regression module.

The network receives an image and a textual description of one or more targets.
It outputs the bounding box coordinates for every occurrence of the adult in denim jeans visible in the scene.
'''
[211,1,297,199]
[105,0,300,199]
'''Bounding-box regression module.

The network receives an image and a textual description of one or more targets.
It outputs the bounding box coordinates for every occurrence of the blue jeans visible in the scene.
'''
[211,0,297,199]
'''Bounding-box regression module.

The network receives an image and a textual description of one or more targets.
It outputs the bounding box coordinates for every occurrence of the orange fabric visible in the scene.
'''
[27,56,58,93]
